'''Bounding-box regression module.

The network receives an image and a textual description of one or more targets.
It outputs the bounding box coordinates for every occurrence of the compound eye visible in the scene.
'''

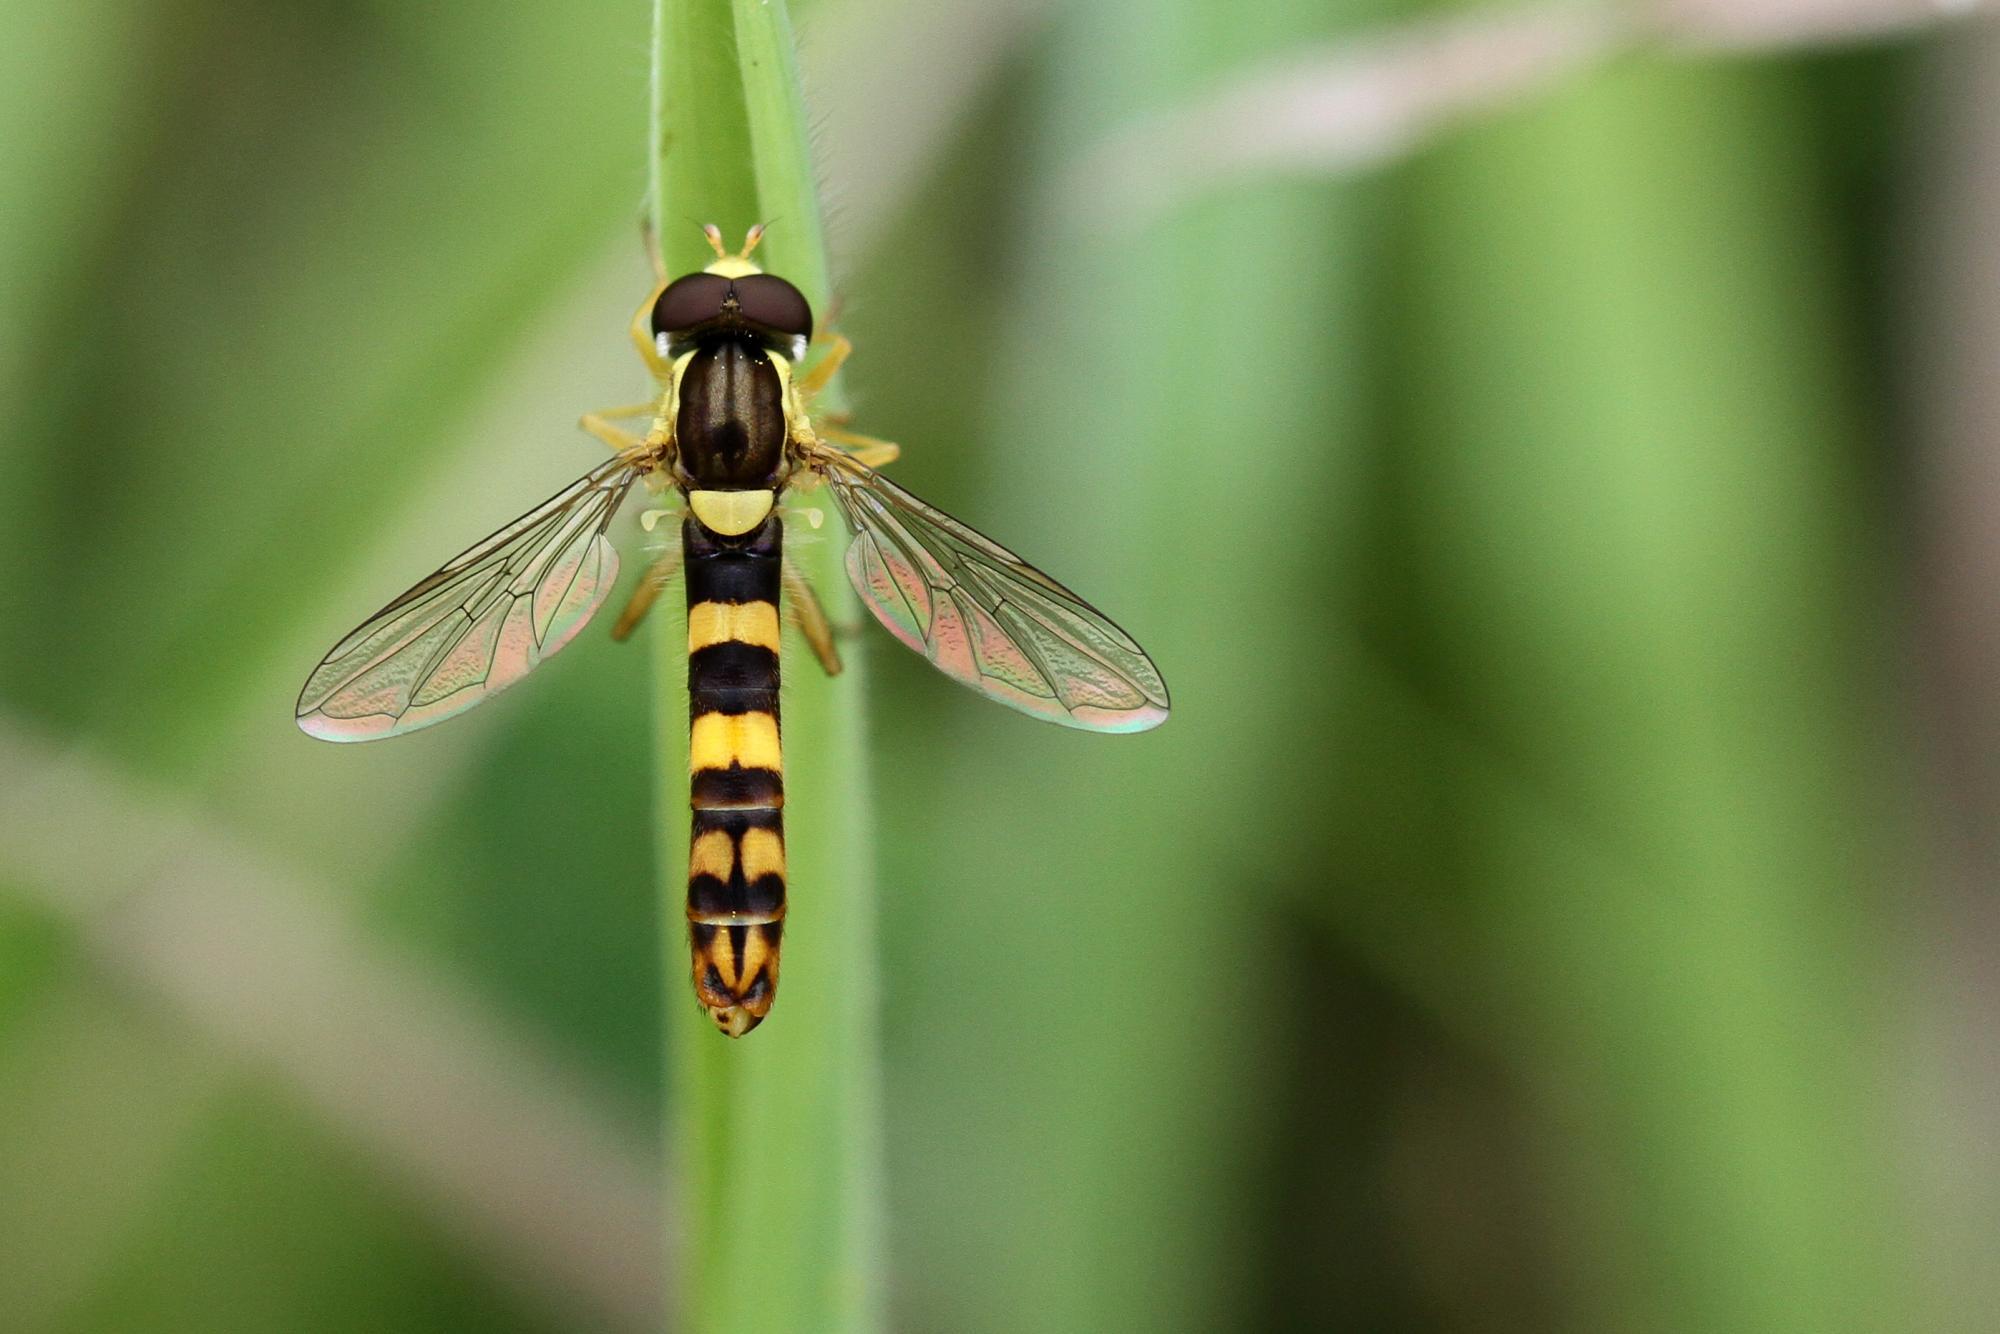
[651,273,732,338]
[732,274,813,341]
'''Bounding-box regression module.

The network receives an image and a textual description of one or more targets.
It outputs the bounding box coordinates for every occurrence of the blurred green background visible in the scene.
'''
[2,0,1994,1329]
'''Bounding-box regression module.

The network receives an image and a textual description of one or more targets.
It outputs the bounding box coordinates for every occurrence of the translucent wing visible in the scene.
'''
[808,448,1169,732]
[297,459,638,741]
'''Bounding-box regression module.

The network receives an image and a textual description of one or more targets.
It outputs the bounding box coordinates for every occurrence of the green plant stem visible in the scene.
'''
[650,1,883,1329]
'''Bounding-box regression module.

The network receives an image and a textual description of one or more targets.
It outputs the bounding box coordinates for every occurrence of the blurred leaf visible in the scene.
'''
[1372,51,1912,1332]
[0,1,644,770]
[61,1083,556,1334]
[0,5,666,1330]
[855,1,1385,1329]
[374,642,660,1106]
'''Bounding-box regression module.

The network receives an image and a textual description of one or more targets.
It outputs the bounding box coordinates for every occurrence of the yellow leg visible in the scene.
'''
[818,422,899,469]
[612,544,685,642]
[580,402,660,458]
[782,558,843,677]
[796,332,851,400]
[630,287,671,380]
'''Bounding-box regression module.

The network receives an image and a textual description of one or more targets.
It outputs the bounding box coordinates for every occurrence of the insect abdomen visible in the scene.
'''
[683,512,785,1037]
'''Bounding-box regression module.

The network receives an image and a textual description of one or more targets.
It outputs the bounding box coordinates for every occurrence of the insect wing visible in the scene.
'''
[297,460,637,741]
[814,453,1169,733]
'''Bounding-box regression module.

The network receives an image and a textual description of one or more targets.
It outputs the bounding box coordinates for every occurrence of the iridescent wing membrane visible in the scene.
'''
[809,448,1169,733]
[297,459,638,740]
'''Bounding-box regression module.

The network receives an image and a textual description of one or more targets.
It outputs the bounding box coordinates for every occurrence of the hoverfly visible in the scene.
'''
[297,225,1169,1036]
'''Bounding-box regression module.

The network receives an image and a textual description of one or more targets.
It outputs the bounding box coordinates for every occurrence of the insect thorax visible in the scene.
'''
[675,331,790,493]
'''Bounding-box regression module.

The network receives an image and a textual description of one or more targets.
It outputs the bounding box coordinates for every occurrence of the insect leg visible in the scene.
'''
[581,402,661,460]
[781,557,843,677]
[612,543,686,641]
[795,332,851,400]
[817,423,900,469]
[630,286,672,380]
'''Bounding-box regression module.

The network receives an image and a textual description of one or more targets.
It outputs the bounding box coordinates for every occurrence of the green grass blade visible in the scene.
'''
[1378,54,1912,1331]
[650,2,883,1329]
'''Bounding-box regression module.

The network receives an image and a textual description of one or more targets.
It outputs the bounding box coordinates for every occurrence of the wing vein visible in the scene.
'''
[810,447,1168,733]
[296,459,637,742]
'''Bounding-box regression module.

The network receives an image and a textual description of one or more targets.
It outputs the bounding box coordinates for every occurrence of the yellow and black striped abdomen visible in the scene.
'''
[683,510,785,1037]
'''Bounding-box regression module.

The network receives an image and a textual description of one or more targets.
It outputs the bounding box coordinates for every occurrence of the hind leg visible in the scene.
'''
[612,544,685,642]
[782,558,843,676]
